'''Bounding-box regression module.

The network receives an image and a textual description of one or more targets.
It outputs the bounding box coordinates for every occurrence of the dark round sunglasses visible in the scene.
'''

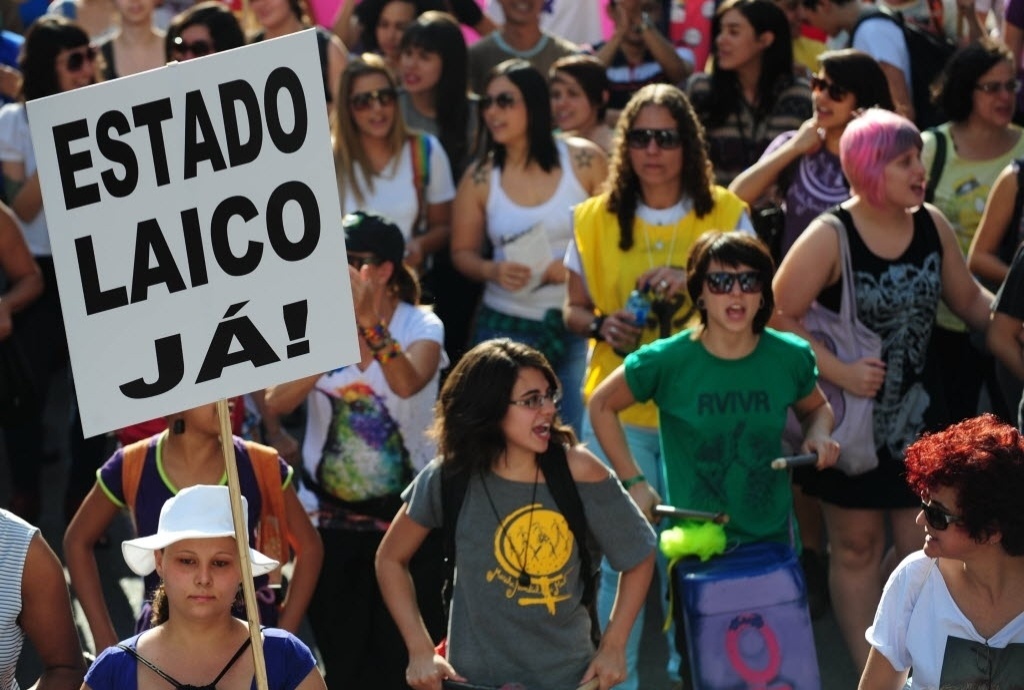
[172,36,213,58]
[920,501,962,531]
[810,76,850,102]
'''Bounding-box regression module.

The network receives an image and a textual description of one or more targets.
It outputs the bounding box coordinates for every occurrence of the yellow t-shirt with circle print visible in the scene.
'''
[922,124,1024,332]
[573,188,747,428]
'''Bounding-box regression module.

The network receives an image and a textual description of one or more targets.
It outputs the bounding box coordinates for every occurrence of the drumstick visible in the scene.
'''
[770,452,819,470]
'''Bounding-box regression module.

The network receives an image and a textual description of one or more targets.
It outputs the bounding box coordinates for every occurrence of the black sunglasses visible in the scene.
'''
[349,87,397,111]
[480,92,519,110]
[626,128,682,150]
[172,36,213,57]
[347,254,381,269]
[920,501,962,531]
[62,46,96,73]
[809,76,850,102]
[704,271,764,295]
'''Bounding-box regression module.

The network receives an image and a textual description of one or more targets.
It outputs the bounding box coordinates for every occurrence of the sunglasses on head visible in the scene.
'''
[809,76,849,101]
[920,500,962,531]
[509,389,561,410]
[172,36,213,57]
[62,46,96,72]
[349,87,397,111]
[346,254,381,269]
[480,92,519,110]
[704,271,764,294]
[975,79,1021,95]
[626,128,682,150]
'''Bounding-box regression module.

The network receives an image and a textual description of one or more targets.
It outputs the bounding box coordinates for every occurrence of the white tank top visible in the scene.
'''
[483,139,589,320]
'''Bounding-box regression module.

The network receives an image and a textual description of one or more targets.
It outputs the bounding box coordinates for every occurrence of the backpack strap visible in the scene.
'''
[410,133,431,236]
[121,434,158,512]
[243,440,292,582]
[440,463,469,617]
[925,127,946,204]
[537,444,595,605]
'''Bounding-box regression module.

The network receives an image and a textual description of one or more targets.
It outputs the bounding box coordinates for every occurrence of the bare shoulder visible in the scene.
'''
[565,136,607,168]
[566,444,614,484]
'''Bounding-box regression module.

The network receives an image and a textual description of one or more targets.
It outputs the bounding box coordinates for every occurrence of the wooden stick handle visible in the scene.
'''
[217,398,269,690]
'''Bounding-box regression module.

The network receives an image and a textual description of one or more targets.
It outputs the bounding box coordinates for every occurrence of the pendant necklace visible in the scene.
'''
[480,462,540,587]
[644,217,680,270]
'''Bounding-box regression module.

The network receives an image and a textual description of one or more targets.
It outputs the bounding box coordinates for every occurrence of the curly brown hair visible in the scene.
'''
[605,84,715,251]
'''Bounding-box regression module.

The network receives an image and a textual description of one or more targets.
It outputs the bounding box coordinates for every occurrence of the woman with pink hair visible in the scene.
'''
[770,108,993,672]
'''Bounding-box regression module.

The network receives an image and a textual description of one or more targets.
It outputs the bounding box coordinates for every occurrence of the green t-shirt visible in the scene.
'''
[624,328,818,546]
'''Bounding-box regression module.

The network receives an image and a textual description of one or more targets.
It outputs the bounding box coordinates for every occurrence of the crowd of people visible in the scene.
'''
[4,0,1024,688]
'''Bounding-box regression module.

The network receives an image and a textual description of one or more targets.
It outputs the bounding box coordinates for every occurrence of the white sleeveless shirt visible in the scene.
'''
[483,139,589,321]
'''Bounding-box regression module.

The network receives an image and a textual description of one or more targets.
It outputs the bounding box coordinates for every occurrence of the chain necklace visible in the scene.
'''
[479,463,539,587]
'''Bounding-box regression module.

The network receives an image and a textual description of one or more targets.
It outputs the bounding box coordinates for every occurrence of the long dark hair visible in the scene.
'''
[400,11,471,177]
[20,16,90,101]
[356,0,420,52]
[474,59,559,174]
[432,339,576,476]
[606,84,715,251]
[703,0,794,126]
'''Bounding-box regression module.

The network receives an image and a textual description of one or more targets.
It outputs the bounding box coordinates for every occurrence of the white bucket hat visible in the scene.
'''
[121,485,279,577]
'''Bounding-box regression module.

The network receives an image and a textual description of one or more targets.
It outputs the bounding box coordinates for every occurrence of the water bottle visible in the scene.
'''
[614,289,651,357]
[625,288,651,327]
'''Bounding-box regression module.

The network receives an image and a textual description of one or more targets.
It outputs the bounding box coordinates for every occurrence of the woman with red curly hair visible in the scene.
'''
[859,414,1024,690]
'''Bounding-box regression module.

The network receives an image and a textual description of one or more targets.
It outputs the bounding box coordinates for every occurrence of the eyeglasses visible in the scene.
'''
[346,254,381,269]
[509,390,561,410]
[60,46,96,73]
[349,87,397,111]
[626,128,682,150]
[480,92,519,110]
[920,500,963,531]
[704,271,764,294]
[975,79,1021,95]
[809,76,850,102]
[172,36,213,58]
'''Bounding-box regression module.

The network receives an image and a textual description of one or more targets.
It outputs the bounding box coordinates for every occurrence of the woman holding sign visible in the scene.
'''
[0,16,95,524]
[450,59,607,433]
[83,485,328,690]
[64,403,323,654]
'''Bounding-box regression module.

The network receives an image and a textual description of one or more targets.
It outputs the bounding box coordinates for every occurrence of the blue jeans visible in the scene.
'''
[581,416,680,688]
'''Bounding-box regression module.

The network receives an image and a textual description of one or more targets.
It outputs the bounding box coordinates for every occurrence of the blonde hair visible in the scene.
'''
[332,54,410,207]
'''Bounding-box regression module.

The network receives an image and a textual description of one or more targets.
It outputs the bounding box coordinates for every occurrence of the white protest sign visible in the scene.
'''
[28,30,357,437]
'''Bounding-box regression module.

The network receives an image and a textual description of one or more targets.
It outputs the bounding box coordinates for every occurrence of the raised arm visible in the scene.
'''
[729,120,821,205]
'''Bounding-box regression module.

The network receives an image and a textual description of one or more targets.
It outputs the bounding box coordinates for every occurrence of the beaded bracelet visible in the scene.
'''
[621,474,647,490]
[373,338,402,364]
[359,321,391,352]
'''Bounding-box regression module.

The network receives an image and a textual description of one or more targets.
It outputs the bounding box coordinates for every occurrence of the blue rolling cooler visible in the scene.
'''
[673,542,820,689]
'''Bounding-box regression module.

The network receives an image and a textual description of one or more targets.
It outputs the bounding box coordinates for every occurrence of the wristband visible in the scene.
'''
[588,314,607,342]
[360,320,391,351]
[373,338,402,364]
[621,474,647,490]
